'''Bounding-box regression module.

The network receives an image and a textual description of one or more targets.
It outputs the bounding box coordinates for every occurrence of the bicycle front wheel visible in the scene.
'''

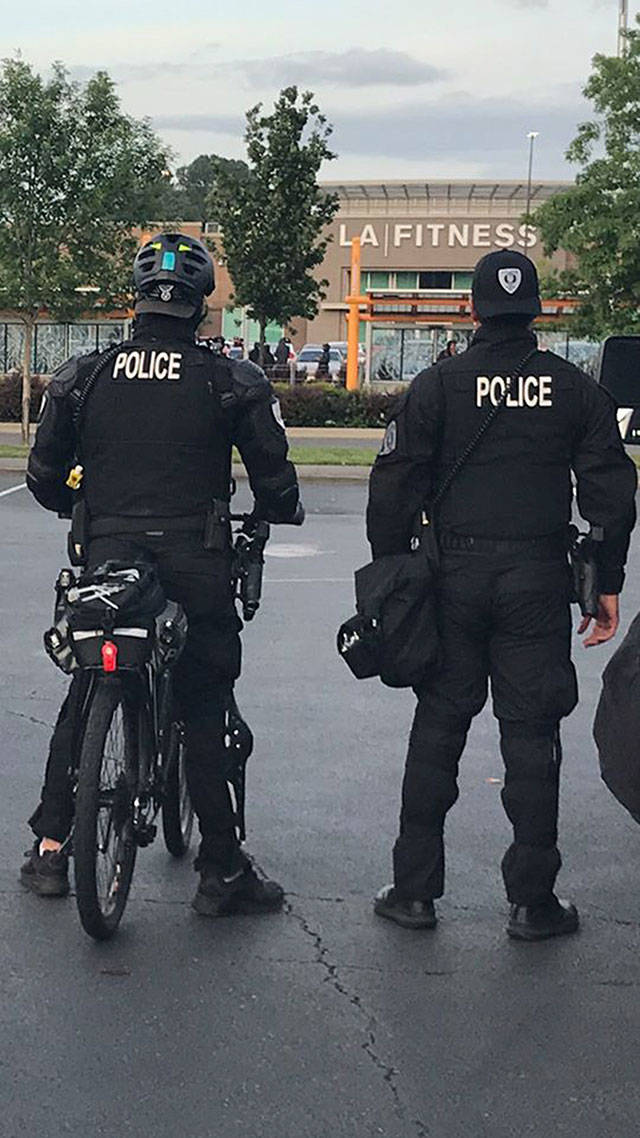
[74,677,140,940]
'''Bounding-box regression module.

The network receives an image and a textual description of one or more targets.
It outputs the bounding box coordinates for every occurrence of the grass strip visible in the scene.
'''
[0,443,376,467]
[232,445,375,467]
[0,444,28,458]
[287,445,376,466]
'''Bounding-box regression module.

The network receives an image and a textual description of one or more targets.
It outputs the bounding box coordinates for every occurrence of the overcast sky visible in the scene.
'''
[3,0,637,182]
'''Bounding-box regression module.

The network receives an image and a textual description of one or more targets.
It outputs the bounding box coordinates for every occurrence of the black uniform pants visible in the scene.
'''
[393,548,578,907]
[30,532,243,870]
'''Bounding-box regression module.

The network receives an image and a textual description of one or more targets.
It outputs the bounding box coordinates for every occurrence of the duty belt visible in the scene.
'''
[438,530,567,557]
[90,514,205,538]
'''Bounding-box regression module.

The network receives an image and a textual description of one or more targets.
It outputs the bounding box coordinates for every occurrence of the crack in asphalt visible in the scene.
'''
[7,709,53,730]
[285,892,346,903]
[284,897,429,1138]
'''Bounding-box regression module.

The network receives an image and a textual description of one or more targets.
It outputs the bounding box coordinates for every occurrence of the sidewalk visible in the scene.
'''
[0,423,383,443]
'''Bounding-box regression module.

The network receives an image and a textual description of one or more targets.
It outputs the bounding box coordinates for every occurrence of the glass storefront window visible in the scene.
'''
[68,324,97,357]
[98,323,125,350]
[395,272,418,290]
[34,325,66,373]
[6,324,25,371]
[371,327,437,382]
[418,271,453,290]
[364,271,391,290]
[0,320,133,373]
[453,272,473,290]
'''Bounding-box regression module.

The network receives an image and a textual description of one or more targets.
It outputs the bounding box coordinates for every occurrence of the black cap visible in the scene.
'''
[472,250,541,320]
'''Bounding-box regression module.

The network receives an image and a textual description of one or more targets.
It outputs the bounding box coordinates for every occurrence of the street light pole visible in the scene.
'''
[525,131,539,251]
[618,0,629,56]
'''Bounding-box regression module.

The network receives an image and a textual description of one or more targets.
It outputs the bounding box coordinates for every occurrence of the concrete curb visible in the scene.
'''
[0,459,371,482]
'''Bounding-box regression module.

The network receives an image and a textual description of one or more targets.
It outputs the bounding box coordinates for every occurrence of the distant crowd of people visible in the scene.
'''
[200,334,294,371]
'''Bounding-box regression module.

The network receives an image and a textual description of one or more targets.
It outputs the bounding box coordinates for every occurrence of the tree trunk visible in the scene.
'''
[259,317,266,368]
[21,315,34,446]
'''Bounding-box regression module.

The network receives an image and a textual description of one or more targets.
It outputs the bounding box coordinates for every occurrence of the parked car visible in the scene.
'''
[296,344,344,381]
[330,340,365,364]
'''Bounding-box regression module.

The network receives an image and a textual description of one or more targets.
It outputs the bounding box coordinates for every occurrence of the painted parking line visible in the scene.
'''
[265,577,352,583]
[265,544,322,558]
[0,482,26,499]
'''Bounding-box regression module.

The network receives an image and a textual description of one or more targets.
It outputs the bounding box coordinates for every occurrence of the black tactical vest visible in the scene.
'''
[79,333,233,521]
[435,326,580,539]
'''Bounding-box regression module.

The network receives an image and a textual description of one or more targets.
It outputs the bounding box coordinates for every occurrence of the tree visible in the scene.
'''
[0,58,169,440]
[151,155,249,222]
[208,86,339,354]
[534,18,640,339]
[176,155,249,222]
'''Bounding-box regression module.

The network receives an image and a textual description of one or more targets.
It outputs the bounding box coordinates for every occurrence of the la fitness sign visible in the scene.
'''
[338,220,537,254]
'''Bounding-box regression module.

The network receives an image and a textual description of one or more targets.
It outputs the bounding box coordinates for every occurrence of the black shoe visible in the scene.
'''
[192,851,284,917]
[373,884,437,930]
[507,895,579,941]
[20,841,70,898]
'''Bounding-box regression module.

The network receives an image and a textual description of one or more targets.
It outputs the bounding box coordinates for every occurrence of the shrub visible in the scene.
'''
[0,372,48,422]
[273,382,400,428]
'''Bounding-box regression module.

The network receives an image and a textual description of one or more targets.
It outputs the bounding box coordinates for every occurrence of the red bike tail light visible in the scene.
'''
[101,641,118,673]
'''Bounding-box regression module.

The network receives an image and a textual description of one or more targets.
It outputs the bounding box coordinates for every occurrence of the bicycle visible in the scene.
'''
[43,513,264,941]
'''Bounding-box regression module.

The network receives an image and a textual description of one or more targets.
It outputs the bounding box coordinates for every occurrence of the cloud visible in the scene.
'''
[153,88,587,178]
[509,1,548,7]
[69,46,442,91]
[233,48,445,89]
[69,42,220,84]
[331,94,583,162]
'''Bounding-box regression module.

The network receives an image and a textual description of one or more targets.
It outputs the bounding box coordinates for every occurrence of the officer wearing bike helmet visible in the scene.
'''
[367,249,636,941]
[22,232,302,916]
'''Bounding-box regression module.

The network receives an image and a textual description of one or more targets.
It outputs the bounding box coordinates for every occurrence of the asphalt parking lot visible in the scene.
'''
[2,472,640,1137]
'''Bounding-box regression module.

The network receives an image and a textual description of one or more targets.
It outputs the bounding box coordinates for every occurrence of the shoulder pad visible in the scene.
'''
[47,347,114,398]
[230,359,271,402]
[47,354,85,396]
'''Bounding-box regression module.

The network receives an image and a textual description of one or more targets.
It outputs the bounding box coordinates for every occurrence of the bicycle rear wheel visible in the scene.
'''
[74,677,139,940]
[161,721,194,858]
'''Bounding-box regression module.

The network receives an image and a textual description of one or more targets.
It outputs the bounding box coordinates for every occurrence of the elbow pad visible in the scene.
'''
[254,466,300,523]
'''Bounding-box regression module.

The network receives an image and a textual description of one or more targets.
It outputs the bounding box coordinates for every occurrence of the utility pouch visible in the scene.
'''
[203,498,232,552]
[68,499,89,566]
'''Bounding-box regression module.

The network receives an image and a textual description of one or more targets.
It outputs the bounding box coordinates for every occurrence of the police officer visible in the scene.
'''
[21,232,302,917]
[367,250,637,941]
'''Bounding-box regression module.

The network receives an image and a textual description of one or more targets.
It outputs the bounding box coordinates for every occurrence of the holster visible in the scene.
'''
[569,525,601,619]
[203,498,232,552]
[67,499,89,567]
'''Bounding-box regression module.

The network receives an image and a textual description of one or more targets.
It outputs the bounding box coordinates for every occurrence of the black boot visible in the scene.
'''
[192,849,284,917]
[373,884,437,930]
[20,841,70,898]
[507,895,579,941]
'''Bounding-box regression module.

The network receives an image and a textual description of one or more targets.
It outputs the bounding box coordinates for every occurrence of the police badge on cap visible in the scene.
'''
[472,250,542,320]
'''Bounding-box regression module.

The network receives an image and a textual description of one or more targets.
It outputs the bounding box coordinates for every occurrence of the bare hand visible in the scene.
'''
[578,594,619,647]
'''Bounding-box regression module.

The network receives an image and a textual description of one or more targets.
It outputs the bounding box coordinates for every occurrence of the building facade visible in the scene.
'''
[292,180,586,380]
[1,181,591,381]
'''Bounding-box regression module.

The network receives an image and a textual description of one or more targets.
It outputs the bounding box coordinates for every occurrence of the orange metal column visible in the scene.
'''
[346,237,361,392]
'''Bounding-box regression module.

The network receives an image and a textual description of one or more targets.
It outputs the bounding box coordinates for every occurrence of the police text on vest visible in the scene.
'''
[112,350,183,382]
[476,375,553,408]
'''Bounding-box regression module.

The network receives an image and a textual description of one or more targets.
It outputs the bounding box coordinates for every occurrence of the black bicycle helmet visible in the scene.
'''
[133,232,215,318]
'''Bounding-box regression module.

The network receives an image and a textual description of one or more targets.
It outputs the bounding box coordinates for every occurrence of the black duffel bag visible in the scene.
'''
[338,346,540,689]
[593,611,640,824]
[337,518,440,689]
